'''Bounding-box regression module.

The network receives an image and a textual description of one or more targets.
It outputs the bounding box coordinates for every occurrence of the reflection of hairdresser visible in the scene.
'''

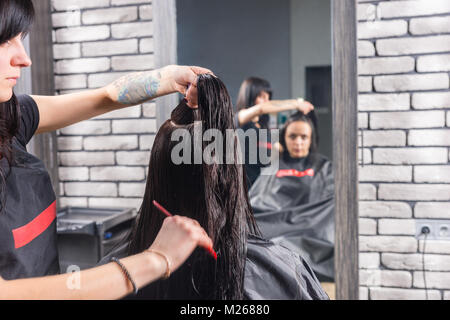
[249,111,335,282]
[101,74,329,300]
[235,77,314,188]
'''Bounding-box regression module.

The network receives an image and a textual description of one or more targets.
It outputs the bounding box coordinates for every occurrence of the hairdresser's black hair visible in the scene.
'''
[0,0,34,44]
[0,0,35,213]
[128,74,260,300]
[235,77,273,129]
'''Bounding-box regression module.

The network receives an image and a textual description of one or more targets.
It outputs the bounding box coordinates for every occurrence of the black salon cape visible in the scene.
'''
[244,234,328,300]
[99,234,329,300]
[0,95,59,280]
[249,153,335,282]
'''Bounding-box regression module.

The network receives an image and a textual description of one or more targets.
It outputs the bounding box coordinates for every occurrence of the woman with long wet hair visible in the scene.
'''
[0,0,213,299]
[128,74,258,299]
[123,74,328,300]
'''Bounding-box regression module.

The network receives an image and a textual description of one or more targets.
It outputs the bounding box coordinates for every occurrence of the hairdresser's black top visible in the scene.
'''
[0,95,59,280]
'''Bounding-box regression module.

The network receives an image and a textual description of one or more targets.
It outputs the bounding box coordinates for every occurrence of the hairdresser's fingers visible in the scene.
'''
[178,66,212,87]
[190,66,213,75]
[177,216,213,250]
[185,83,198,109]
[183,220,216,258]
[184,216,201,227]
[177,216,210,241]
[175,216,214,254]
[148,216,213,272]
[184,66,214,89]
[190,66,213,74]
[162,65,201,94]
[298,100,315,114]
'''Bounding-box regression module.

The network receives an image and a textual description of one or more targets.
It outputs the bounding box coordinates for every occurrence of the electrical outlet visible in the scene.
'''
[416,219,450,240]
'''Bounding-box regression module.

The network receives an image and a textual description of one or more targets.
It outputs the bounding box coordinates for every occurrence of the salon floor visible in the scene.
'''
[321,282,335,300]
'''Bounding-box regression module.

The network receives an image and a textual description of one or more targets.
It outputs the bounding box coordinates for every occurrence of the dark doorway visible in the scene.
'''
[306,65,333,160]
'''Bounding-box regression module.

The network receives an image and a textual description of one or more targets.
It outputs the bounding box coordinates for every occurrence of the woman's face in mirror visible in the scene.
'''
[284,120,312,158]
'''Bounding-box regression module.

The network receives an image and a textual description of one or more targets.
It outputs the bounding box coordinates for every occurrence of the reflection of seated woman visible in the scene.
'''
[102,75,328,300]
[235,77,314,188]
[249,112,335,283]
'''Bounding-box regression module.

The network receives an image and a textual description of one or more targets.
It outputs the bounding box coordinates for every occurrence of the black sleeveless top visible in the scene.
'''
[0,95,59,280]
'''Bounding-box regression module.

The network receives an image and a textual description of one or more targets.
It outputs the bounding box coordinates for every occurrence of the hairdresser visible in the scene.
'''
[235,77,314,188]
[0,0,213,299]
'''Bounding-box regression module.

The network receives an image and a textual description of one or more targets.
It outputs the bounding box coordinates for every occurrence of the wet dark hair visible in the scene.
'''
[0,0,35,212]
[128,74,260,299]
[235,77,273,129]
[279,111,318,158]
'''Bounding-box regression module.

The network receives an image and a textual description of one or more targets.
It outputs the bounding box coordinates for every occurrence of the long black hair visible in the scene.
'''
[235,77,273,129]
[128,74,260,299]
[0,0,35,212]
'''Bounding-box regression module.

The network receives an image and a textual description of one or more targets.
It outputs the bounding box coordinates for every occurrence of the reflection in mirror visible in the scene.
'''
[177,0,335,299]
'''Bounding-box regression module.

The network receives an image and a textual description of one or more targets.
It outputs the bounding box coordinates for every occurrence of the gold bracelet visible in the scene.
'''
[147,249,171,279]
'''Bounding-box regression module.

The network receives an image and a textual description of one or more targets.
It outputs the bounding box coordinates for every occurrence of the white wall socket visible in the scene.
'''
[415,219,450,240]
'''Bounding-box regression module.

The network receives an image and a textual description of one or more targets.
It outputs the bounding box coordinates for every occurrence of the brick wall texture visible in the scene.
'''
[358,0,450,300]
[51,0,155,210]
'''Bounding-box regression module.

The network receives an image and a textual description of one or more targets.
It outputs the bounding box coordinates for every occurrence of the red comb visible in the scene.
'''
[152,200,217,260]
[153,200,172,217]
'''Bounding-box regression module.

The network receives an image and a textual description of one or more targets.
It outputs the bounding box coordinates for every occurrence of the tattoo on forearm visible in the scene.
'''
[113,71,161,105]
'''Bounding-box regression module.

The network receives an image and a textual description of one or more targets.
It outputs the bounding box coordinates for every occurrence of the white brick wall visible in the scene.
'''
[412,92,450,110]
[378,0,450,19]
[52,0,155,210]
[360,201,412,218]
[415,203,450,218]
[359,93,410,111]
[358,0,450,300]
[373,74,449,92]
[376,35,450,55]
[410,16,450,35]
[358,57,415,75]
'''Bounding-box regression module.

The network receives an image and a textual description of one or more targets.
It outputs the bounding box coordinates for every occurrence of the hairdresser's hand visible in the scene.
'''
[148,216,214,275]
[297,99,315,115]
[106,65,212,106]
[161,65,213,108]
[185,83,198,109]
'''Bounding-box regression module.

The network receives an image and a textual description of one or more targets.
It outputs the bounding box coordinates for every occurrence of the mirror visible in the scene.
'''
[176,0,336,299]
